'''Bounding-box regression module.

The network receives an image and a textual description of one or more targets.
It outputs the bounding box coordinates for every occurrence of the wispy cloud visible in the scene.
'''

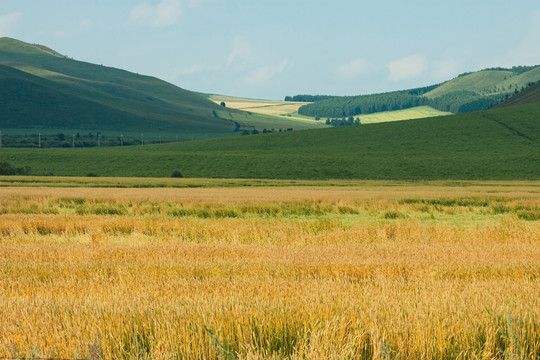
[244,60,289,86]
[0,12,22,37]
[387,54,427,81]
[129,0,182,27]
[336,58,376,79]
[227,36,256,68]
[502,11,540,66]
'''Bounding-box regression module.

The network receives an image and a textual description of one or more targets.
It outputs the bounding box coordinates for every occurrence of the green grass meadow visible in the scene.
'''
[1,101,538,180]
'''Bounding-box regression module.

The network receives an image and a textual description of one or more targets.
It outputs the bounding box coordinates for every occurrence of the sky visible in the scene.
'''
[1,0,540,100]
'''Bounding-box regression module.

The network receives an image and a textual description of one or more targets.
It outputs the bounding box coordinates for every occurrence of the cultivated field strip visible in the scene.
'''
[0,186,539,359]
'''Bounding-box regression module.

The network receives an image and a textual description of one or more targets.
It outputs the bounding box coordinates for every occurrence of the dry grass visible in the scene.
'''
[0,185,539,359]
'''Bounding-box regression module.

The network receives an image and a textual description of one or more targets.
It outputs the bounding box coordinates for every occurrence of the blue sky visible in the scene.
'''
[1,0,540,100]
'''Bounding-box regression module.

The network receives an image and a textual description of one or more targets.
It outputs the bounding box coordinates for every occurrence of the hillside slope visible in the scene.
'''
[496,81,540,108]
[0,38,324,136]
[0,64,200,132]
[298,66,540,118]
[0,37,237,133]
[1,101,538,180]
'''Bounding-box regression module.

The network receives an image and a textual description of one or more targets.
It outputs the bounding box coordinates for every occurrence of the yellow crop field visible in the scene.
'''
[208,94,316,123]
[0,183,539,359]
[208,94,307,116]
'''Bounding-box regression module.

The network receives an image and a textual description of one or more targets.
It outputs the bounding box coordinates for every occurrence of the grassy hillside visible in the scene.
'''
[1,101,538,180]
[496,81,540,107]
[0,38,320,137]
[424,67,540,98]
[298,66,540,118]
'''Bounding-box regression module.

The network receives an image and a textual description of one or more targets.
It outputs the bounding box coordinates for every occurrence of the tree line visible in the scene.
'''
[284,95,337,102]
[297,87,434,118]
[297,87,509,118]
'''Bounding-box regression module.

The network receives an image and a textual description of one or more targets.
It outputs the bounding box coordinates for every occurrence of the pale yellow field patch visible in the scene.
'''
[208,94,308,116]
[356,106,452,124]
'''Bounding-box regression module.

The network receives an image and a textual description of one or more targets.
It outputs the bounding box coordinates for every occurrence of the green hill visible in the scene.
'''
[424,66,540,99]
[1,100,538,180]
[0,37,322,139]
[496,81,540,108]
[298,66,540,118]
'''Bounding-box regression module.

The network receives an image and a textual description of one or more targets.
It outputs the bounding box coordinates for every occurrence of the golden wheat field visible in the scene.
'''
[0,181,539,359]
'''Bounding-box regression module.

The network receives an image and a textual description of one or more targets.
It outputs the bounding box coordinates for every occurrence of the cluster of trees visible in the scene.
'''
[427,91,503,113]
[484,66,538,76]
[325,117,361,127]
[241,128,293,135]
[298,89,430,118]
[284,95,337,102]
[0,161,29,175]
[457,66,538,79]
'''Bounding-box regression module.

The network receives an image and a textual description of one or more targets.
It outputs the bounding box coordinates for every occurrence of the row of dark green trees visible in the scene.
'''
[291,87,506,118]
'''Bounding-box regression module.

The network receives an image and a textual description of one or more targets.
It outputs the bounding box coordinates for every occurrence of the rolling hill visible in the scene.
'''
[297,66,540,118]
[0,37,323,138]
[1,99,538,180]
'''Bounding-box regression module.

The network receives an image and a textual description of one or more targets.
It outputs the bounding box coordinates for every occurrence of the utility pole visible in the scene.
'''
[38,133,41,148]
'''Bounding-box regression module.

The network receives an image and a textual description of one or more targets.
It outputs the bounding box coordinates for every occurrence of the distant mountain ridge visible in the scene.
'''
[293,66,540,118]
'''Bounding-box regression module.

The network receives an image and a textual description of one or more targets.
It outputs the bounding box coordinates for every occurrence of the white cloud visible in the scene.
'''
[502,11,540,66]
[336,58,376,79]
[227,36,255,67]
[0,12,22,37]
[129,0,182,27]
[244,60,289,86]
[387,54,428,81]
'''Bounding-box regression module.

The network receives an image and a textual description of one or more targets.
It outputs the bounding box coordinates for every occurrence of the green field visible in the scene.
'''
[353,106,450,124]
[1,100,538,180]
